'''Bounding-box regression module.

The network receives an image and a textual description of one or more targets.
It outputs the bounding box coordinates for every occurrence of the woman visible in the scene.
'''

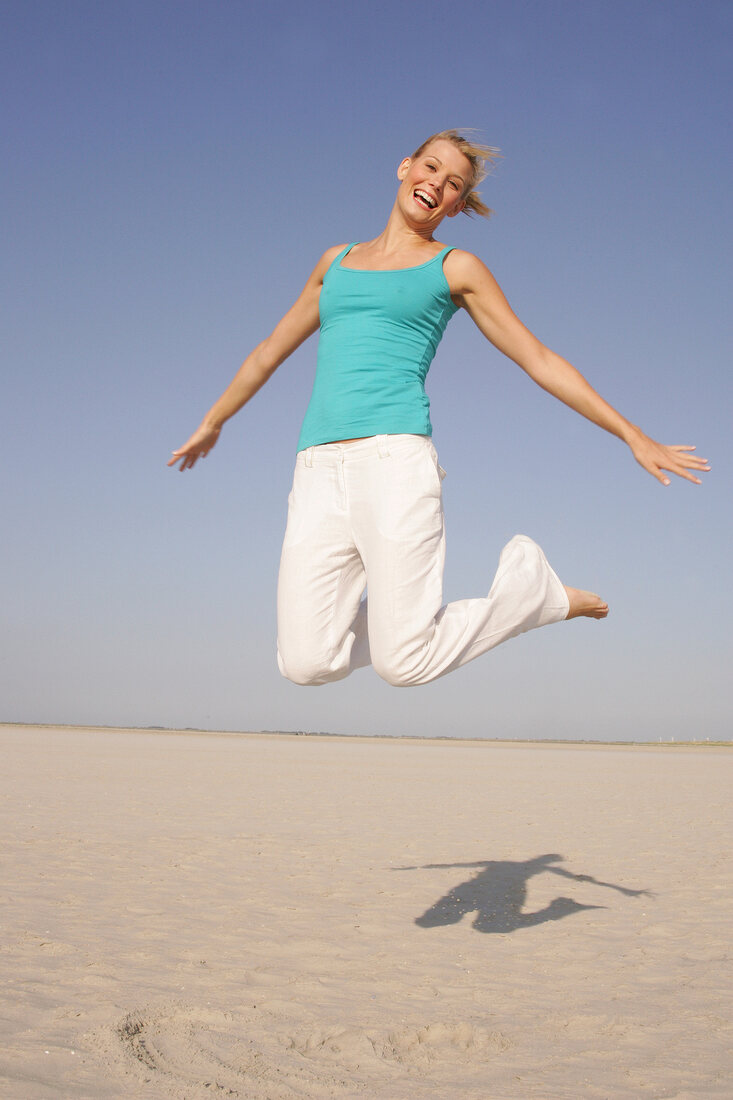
[169,131,708,687]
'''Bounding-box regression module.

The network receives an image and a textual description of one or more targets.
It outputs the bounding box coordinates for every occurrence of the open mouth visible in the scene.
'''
[414,189,437,210]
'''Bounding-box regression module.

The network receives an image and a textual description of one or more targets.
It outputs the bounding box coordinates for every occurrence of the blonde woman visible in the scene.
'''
[170,131,708,687]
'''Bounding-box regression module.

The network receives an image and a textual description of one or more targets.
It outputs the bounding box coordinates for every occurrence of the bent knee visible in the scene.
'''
[277,647,344,687]
[371,651,427,688]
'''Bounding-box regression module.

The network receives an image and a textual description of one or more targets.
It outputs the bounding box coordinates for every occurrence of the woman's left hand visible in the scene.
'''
[627,432,710,486]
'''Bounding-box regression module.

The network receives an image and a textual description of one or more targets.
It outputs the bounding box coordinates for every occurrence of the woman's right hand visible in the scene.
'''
[168,423,221,471]
[166,246,342,474]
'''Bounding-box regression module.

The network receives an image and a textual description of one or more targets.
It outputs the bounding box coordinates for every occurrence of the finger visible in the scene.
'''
[664,446,704,468]
[675,468,702,485]
[669,446,709,466]
[654,449,710,479]
[658,461,701,485]
[641,459,671,486]
[668,455,709,478]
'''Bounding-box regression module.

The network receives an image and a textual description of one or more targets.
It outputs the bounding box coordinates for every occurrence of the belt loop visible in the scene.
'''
[305,446,314,468]
[376,434,390,459]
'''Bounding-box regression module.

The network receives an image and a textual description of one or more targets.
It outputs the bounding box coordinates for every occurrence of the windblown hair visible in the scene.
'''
[411,130,500,218]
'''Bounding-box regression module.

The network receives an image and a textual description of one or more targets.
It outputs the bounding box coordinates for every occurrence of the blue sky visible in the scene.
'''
[3,0,731,740]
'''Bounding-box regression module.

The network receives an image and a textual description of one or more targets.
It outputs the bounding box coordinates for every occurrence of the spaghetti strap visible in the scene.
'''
[331,243,357,270]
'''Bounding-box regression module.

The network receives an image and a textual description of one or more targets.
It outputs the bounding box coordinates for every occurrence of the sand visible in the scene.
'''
[1,724,731,1099]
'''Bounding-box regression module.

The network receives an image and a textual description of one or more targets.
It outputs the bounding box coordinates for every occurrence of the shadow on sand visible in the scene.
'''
[396,854,651,934]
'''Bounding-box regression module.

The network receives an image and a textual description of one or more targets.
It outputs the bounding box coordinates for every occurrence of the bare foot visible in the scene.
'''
[564,586,609,620]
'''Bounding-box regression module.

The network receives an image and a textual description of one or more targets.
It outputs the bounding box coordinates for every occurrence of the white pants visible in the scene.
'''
[277,435,569,687]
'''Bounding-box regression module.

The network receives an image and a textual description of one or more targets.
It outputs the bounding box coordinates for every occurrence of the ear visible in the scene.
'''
[397,157,412,181]
[447,199,466,218]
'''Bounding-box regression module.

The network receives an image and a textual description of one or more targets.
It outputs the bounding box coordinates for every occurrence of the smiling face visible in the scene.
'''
[396,139,473,226]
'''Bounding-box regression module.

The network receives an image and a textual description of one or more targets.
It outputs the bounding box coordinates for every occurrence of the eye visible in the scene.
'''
[449,180,460,190]
[425,161,437,171]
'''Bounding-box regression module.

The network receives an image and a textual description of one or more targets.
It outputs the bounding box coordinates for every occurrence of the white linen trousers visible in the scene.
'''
[277,434,569,687]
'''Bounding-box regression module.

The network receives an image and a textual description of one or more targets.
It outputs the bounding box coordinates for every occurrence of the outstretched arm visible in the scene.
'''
[168,245,346,471]
[549,866,653,897]
[446,251,710,486]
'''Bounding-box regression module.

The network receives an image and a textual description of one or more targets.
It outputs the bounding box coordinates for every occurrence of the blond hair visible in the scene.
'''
[411,130,500,218]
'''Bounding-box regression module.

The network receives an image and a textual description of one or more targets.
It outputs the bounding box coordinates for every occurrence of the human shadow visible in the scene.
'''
[396,854,652,934]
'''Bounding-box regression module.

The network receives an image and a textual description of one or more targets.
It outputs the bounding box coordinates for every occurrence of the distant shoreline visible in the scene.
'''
[1,721,731,750]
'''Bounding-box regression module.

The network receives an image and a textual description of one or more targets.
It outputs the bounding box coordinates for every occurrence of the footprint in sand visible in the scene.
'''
[289,1019,511,1070]
[89,1001,512,1098]
[90,1001,367,1097]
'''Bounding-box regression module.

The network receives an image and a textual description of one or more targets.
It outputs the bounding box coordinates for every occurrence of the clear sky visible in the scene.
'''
[3,0,731,740]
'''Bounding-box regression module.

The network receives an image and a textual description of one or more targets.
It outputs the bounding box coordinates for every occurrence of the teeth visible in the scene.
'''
[415,189,437,209]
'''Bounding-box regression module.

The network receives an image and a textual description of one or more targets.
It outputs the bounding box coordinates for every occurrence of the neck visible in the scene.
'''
[368,203,438,255]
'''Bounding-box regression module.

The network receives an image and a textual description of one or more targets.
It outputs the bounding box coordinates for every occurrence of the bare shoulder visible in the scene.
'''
[284,245,350,317]
[312,243,350,278]
[443,248,496,297]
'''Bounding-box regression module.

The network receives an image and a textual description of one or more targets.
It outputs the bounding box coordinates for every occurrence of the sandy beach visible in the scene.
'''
[1,725,731,1099]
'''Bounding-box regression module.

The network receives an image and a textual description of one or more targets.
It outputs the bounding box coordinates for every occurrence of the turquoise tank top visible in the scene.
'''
[297,243,458,451]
